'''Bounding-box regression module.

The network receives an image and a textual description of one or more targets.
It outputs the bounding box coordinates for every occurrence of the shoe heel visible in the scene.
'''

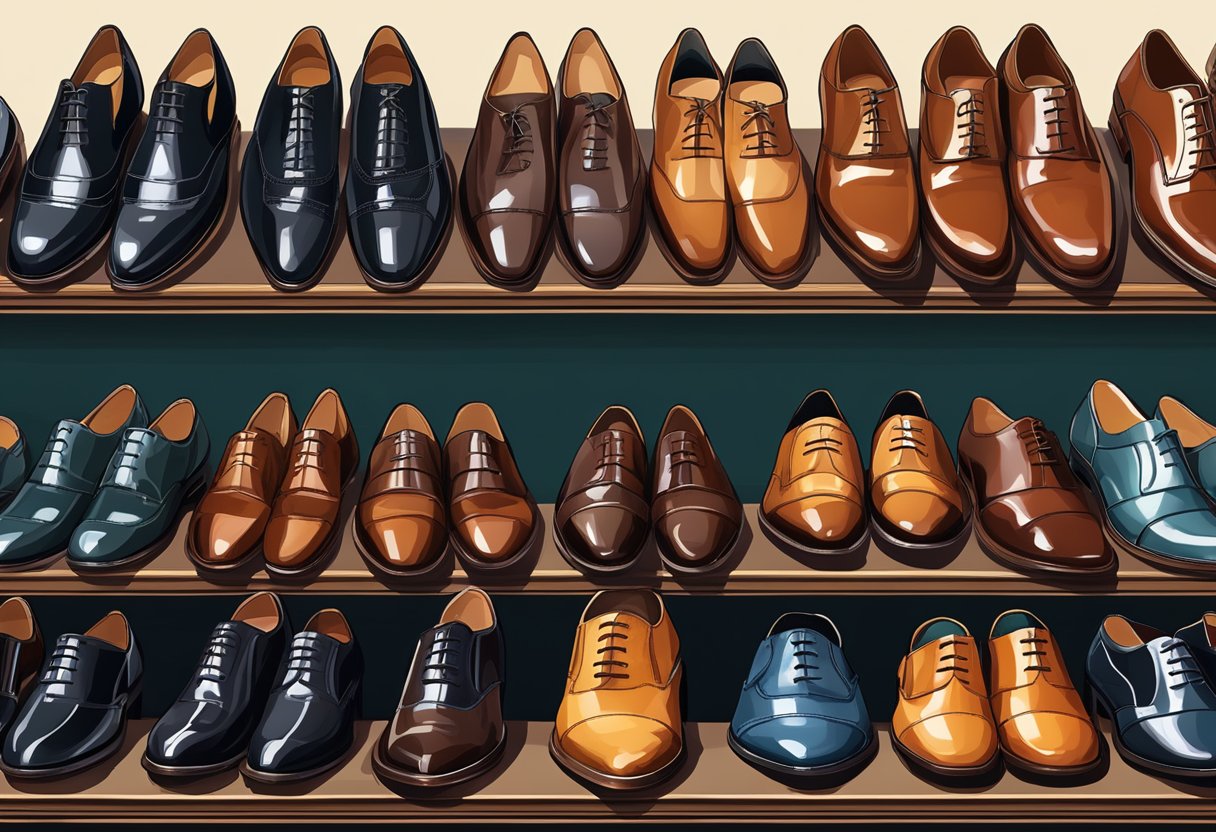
[1083,677,1108,720]
[1108,103,1130,161]
[1068,450,1098,495]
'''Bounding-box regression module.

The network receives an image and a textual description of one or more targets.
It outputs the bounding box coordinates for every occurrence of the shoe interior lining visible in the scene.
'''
[82,385,137,435]
[584,590,661,624]
[0,598,34,641]
[880,390,928,422]
[448,402,504,442]
[563,30,620,99]
[383,403,434,440]
[1204,613,1216,647]
[589,405,641,439]
[303,389,345,435]
[990,610,1043,639]
[278,27,331,88]
[967,397,1013,434]
[441,589,496,632]
[233,592,282,633]
[86,611,130,650]
[169,31,217,88]
[1092,381,1146,435]
[911,618,967,650]
[934,29,991,91]
[836,28,892,90]
[1103,615,1159,648]
[488,35,549,99]
[768,612,842,645]
[73,26,124,93]
[151,400,195,442]
[1159,396,1216,448]
[365,28,413,86]
[247,393,296,444]
[670,30,718,99]
[306,609,351,643]
[0,417,18,450]
[1142,31,1197,89]
[1013,26,1067,88]
[787,390,844,431]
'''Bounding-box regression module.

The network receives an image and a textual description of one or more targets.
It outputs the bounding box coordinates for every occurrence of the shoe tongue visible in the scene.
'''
[580,92,616,109]
[1167,83,1204,102]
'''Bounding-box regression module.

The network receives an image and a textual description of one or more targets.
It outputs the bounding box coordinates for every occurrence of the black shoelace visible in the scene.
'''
[803,435,843,457]
[373,86,409,175]
[1035,87,1075,154]
[791,636,821,683]
[740,100,778,157]
[58,83,90,147]
[577,94,612,171]
[936,638,972,684]
[955,92,986,157]
[862,89,890,152]
[593,619,630,681]
[669,435,700,469]
[422,628,464,686]
[889,421,928,457]
[1161,638,1205,691]
[152,82,187,136]
[283,88,316,175]
[681,98,717,158]
[1020,635,1051,672]
[498,105,533,175]
[197,624,240,682]
[1181,95,1216,173]
[1152,430,1183,470]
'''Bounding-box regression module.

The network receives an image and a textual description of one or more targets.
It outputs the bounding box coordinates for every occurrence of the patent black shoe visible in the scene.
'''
[0,598,43,739]
[7,26,143,287]
[108,29,238,291]
[344,26,453,292]
[240,27,342,292]
[243,609,361,782]
[144,593,289,777]
[0,96,20,197]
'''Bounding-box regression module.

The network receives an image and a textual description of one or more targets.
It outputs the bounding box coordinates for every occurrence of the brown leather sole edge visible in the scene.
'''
[263,466,360,581]
[548,727,685,791]
[370,726,507,790]
[0,547,69,573]
[815,200,922,283]
[349,510,450,580]
[448,496,543,573]
[867,481,974,556]
[455,182,556,293]
[239,750,348,784]
[890,731,1001,782]
[184,535,265,577]
[756,501,870,560]
[550,513,645,576]
[646,187,736,287]
[920,208,1018,287]
[553,186,650,291]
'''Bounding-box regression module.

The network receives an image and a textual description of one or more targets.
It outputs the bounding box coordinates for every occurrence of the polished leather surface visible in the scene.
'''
[649,29,729,279]
[145,593,288,771]
[0,418,32,510]
[188,392,296,568]
[730,613,873,772]
[1176,613,1216,688]
[818,26,919,278]
[109,29,237,286]
[241,27,342,288]
[1088,615,1216,772]
[1113,30,1216,282]
[2,612,141,774]
[68,399,209,566]
[869,391,967,546]
[919,27,1013,280]
[0,598,43,737]
[987,610,1099,771]
[355,404,446,573]
[761,390,866,552]
[556,29,646,284]
[264,389,358,572]
[724,38,811,282]
[444,402,536,566]
[377,588,504,780]
[0,386,148,568]
[892,618,999,771]
[998,24,1114,283]
[652,405,741,571]
[345,26,452,290]
[553,590,683,781]
[247,609,361,777]
[1159,395,1216,503]
[0,97,17,182]
[957,397,1113,573]
[8,26,143,281]
[555,406,649,571]
[1069,379,1216,568]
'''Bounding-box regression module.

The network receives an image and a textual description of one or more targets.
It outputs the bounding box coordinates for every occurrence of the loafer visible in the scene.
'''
[0,417,32,510]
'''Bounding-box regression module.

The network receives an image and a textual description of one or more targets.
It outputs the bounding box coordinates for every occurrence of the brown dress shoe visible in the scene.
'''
[723,38,813,286]
[649,28,731,283]
[652,405,741,574]
[1112,30,1216,286]
[555,406,649,575]
[444,402,538,569]
[459,32,556,289]
[760,390,867,556]
[263,389,359,578]
[354,404,446,577]
[869,391,969,551]
[817,26,921,280]
[919,28,1015,283]
[555,29,646,287]
[551,589,684,790]
[957,397,1113,577]
[998,24,1115,286]
[187,393,297,572]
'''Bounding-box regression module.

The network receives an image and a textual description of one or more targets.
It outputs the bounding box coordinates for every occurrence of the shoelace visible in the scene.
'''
[1152,430,1182,469]
[803,435,843,456]
[595,432,626,474]
[1018,421,1060,466]
[283,633,323,684]
[680,97,717,157]
[862,89,890,152]
[197,624,239,683]
[593,619,630,680]
[936,638,971,682]
[290,433,327,480]
[669,436,700,468]
[791,636,821,683]
[152,82,188,136]
[421,628,464,686]
[387,431,424,474]
[740,100,778,157]
[58,84,90,147]
[42,638,82,693]
[1180,95,1216,173]
[37,424,74,482]
[888,421,928,457]
[576,94,612,171]
[1161,638,1205,690]
[1019,635,1052,673]
[112,429,154,487]
[373,87,409,175]
[955,91,987,157]
[498,104,534,175]
[283,88,316,174]
[221,431,263,477]
[1035,87,1075,154]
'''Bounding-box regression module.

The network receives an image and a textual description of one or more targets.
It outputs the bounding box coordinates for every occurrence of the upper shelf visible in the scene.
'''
[0,129,1211,314]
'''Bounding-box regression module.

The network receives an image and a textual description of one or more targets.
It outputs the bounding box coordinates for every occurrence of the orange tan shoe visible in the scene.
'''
[551,589,684,790]
[987,610,1101,776]
[892,617,1000,780]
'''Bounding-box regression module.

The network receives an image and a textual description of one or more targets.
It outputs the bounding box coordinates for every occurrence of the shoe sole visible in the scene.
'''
[0,685,140,780]
[370,728,507,789]
[350,508,449,580]
[548,727,685,791]
[448,495,543,574]
[727,727,878,781]
[889,731,1001,782]
[142,747,247,778]
[263,465,360,581]
[756,502,870,559]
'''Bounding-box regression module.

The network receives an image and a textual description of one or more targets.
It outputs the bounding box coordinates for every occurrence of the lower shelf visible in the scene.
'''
[2,720,1212,823]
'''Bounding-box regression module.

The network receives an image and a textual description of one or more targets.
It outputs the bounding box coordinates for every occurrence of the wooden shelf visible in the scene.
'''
[1,504,1207,596]
[2,720,1211,823]
[0,129,1211,314]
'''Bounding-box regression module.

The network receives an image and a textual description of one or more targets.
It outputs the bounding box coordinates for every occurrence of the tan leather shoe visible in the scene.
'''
[987,610,1100,775]
[551,589,683,790]
[892,617,999,779]
[723,38,813,286]
[263,389,359,577]
[869,390,969,551]
[919,27,1015,283]
[649,28,731,283]
[187,393,296,572]
[760,390,867,556]
[354,404,446,577]
[818,26,921,280]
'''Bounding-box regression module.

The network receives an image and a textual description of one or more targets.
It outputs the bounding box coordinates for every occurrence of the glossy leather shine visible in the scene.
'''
[0,598,43,738]
[0,417,32,510]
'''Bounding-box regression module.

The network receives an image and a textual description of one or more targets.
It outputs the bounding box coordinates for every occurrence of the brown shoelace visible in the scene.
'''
[1019,634,1052,672]
[498,105,534,175]
[1018,421,1061,466]
[576,94,612,171]
[680,98,717,158]
[862,89,890,152]
[740,100,778,157]
[1035,87,1076,154]
[936,638,972,684]
[593,619,630,680]
[955,91,987,157]
[1181,95,1216,173]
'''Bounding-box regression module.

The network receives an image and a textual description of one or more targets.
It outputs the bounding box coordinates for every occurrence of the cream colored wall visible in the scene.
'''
[0,0,1210,130]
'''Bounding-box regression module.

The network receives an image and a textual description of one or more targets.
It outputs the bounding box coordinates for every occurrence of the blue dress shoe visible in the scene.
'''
[1087,614,1216,778]
[729,613,875,780]
[1069,380,1216,572]
[1157,396,1216,503]
[0,417,32,510]
[1176,614,1216,687]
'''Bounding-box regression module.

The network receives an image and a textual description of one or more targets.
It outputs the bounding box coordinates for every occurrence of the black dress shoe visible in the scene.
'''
[345,26,453,292]
[0,598,43,738]
[144,592,288,777]
[240,27,342,292]
[1,611,141,779]
[243,608,361,782]
[108,29,237,291]
[0,96,20,197]
[7,26,143,287]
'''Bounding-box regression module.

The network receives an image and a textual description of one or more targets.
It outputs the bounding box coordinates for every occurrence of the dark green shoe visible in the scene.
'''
[0,386,149,570]
[0,417,32,509]
[68,399,210,571]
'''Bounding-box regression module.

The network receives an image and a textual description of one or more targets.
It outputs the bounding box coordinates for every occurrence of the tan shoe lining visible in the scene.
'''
[232,592,282,633]
[303,389,347,436]
[1091,381,1145,435]
[247,393,296,446]
[81,385,137,435]
[0,598,34,641]
[562,30,620,99]
[277,27,330,88]
[489,35,549,98]
[86,611,130,650]
[448,402,504,442]
[305,609,352,643]
[0,417,18,450]
[383,404,434,440]
[1159,396,1216,447]
[441,588,495,631]
[365,28,413,86]
[151,400,195,442]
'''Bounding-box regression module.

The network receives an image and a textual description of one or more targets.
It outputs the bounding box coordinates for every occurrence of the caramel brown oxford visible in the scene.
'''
[263,389,359,578]
[354,404,446,577]
[818,26,921,281]
[187,393,297,572]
